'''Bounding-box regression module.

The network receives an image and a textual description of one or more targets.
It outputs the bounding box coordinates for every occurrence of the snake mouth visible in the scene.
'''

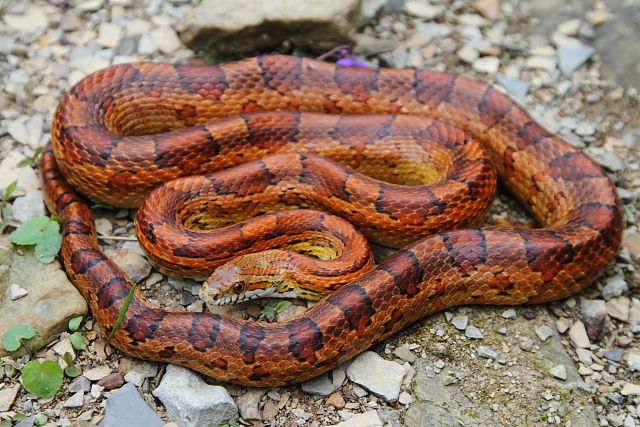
[205,286,300,306]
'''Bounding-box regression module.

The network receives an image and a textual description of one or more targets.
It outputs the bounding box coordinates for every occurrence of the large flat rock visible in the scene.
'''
[0,236,87,357]
[178,0,383,54]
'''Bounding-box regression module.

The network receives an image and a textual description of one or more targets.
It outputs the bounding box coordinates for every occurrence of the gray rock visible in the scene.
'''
[394,345,417,363]
[0,237,88,357]
[346,351,410,401]
[123,361,158,387]
[568,320,591,348]
[496,75,530,97]
[0,151,40,198]
[0,385,20,411]
[84,365,112,381]
[236,389,264,421]
[627,352,640,372]
[178,0,381,54]
[581,299,606,342]
[607,297,630,322]
[328,410,382,427]
[101,383,163,427]
[501,309,517,319]
[301,373,335,396]
[398,391,414,405]
[13,416,35,427]
[630,298,640,328]
[478,346,497,359]
[602,276,628,300]
[464,325,484,339]
[62,391,84,408]
[403,1,443,19]
[68,376,91,393]
[0,35,15,54]
[104,249,151,283]
[8,283,28,300]
[550,364,567,380]
[535,325,554,342]
[451,314,468,330]
[11,190,45,222]
[558,45,595,77]
[575,348,593,365]
[152,364,238,427]
[602,348,624,363]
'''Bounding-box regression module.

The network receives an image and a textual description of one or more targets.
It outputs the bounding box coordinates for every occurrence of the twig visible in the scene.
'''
[316,45,352,61]
[97,235,137,241]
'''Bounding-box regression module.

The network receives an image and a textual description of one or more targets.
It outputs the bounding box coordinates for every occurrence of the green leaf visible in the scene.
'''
[9,216,50,245]
[34,414,48,426]
[21,360,63,399]
[1,420,11,427]
[2,324,36,351]
[64,365,79,378]
[34,219,62,263]
[262,306,275,320]
[17,158,32,168]
[68,316,83,332]
[115,209,129,219]
[69,332,85,350]
[107,282,137,343]
[63,351,74,366]
[4,179,18,200]
[275,301,291,312]
[12,414,28,421]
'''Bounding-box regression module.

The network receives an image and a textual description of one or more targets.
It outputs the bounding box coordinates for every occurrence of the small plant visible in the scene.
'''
[62,352,79,378]
[9,216,62,263]
[2,324,36,352]
[91,202,129,219]
[21,360,63,399]
[68,316,86,350]
[216,419,239,427]
[17,147,44,168]
[261,301,292,322]
[0,179,17,233]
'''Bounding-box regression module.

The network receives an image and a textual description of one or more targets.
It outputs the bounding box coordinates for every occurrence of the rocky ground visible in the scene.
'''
[0,0,639,426]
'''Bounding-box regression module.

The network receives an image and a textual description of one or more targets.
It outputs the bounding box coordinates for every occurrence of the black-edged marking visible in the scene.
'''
[187,313,221,352]
[441,229,488,276]
[63,219,92,237]
[238,323,266,364]
[379,249,424,296]
[286,317,324,364]
[477,87,514,128]
[516,229,575,282]
[124,307,166,345]
[568,202,622,248]
[515,121,549,150]
[544,151,606,181]
[326,284,374,335]
[96,276,130,309]
[413,70,457,109]
[70,247,108,274]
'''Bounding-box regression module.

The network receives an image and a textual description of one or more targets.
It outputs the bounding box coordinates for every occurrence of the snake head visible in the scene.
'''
[200,251,299,306]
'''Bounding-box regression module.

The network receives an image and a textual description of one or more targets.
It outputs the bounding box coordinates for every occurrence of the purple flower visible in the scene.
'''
[336,56,369,68]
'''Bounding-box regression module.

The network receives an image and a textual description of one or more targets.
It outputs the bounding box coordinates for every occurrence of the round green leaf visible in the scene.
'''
[34,220,62,263]
[69,332,85,350]
[9,216,50,246]
[64,365,79,378]
[21,360,63,399]
[34,414,48,426]
[68,316,83,332]
[2,324,36,351]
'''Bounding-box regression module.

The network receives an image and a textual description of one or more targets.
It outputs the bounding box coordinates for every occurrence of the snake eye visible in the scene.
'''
[232,283,244,294]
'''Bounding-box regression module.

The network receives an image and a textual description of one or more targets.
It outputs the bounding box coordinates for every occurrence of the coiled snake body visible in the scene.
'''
[41,55,622,386]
